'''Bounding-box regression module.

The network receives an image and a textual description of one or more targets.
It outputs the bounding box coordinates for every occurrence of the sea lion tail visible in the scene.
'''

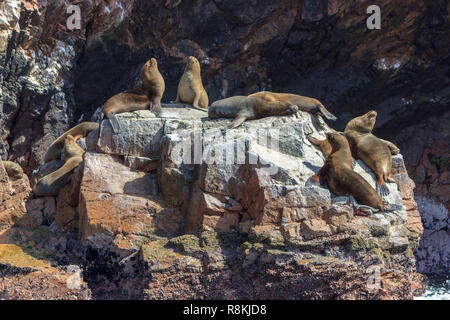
[317,103,337,121]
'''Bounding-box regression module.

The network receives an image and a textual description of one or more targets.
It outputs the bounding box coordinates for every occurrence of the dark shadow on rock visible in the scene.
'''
[123,174,158,198]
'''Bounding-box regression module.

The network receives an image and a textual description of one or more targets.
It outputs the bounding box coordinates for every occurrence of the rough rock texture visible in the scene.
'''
[0,227,91,300]
[0,0,447,298]
[0,160,31,230]
[0,107,427,299]
[71,109,426,299]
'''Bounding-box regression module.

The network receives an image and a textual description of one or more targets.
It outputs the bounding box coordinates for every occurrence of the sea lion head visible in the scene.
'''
[64,135,85,160]
[326,132,349,152]
[146,58,157,68]
[5,162,23,180]
[186,56,200,71]
[140,58,159,83]
[345,110,377,133]
[66,134,76,144]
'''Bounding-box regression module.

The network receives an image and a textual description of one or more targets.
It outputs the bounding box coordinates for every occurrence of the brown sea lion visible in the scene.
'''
[44,122,99,163]
[308,135,399,159]
[209,96,299,128]
[33,135,84,196]
[100,58,165,133]
[309,132,387,212]
[175,56,208,110]
[249,91,337,121]
[3,161,23,180]
[344,110,399,197]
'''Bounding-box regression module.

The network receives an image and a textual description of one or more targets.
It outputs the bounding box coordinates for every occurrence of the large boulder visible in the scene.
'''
[66,107,425,299]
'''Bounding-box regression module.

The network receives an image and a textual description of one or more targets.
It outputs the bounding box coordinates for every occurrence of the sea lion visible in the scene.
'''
[3,161,23,180]
[100,58,165,133]
[249,91,337,121]
[44,122,99,163]
[344,110,399,197]
[209,96,299,128]
[33,135,84,196]
[175,56,208,110]
[308,135,399,159]
[309,132,387,212]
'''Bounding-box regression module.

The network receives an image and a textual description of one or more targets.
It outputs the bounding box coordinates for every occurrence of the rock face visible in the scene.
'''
[0,0,446,298]
[9,108,422,299]
[1,107,427,299]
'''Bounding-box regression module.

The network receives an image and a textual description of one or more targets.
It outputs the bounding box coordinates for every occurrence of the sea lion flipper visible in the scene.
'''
[376,180,390,197]
[192,93,201,109]
[190,105,208,112]
[380,139,400,155]
[307,164,328,186]
[386,176,396,183]
[315,104,337,121]
[229,114,247,129]
[106,112,121,134]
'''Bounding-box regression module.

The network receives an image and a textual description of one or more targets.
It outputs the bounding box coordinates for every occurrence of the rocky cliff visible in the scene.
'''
[1,107,425,299]
[0,0,448,298]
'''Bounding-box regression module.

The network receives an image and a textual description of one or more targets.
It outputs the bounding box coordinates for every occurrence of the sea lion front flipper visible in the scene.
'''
[306,164,328,186]
[376,177,390,197]
[149,99,162,115]
[386,175,396,183]
[229,113,247,129]
[192,92,201,109]
[380,139,400,155]
[106,112,121,134]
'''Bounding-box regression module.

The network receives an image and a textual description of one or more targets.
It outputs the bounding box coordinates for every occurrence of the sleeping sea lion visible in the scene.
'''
[44,122,98,163]
[3,161,23,180]
[33,135,85,196]
[209,96,298,128]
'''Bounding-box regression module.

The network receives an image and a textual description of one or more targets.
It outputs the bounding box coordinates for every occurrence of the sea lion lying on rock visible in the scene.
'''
[44,122,98,163]
[33,135,85,196]
[249,91,337,121]
[209,96,299,128]
[308,132,388,213]
[175,56,209,110]
[100,58,165,133]
[3,161,23,180]
[344,110,400,197]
